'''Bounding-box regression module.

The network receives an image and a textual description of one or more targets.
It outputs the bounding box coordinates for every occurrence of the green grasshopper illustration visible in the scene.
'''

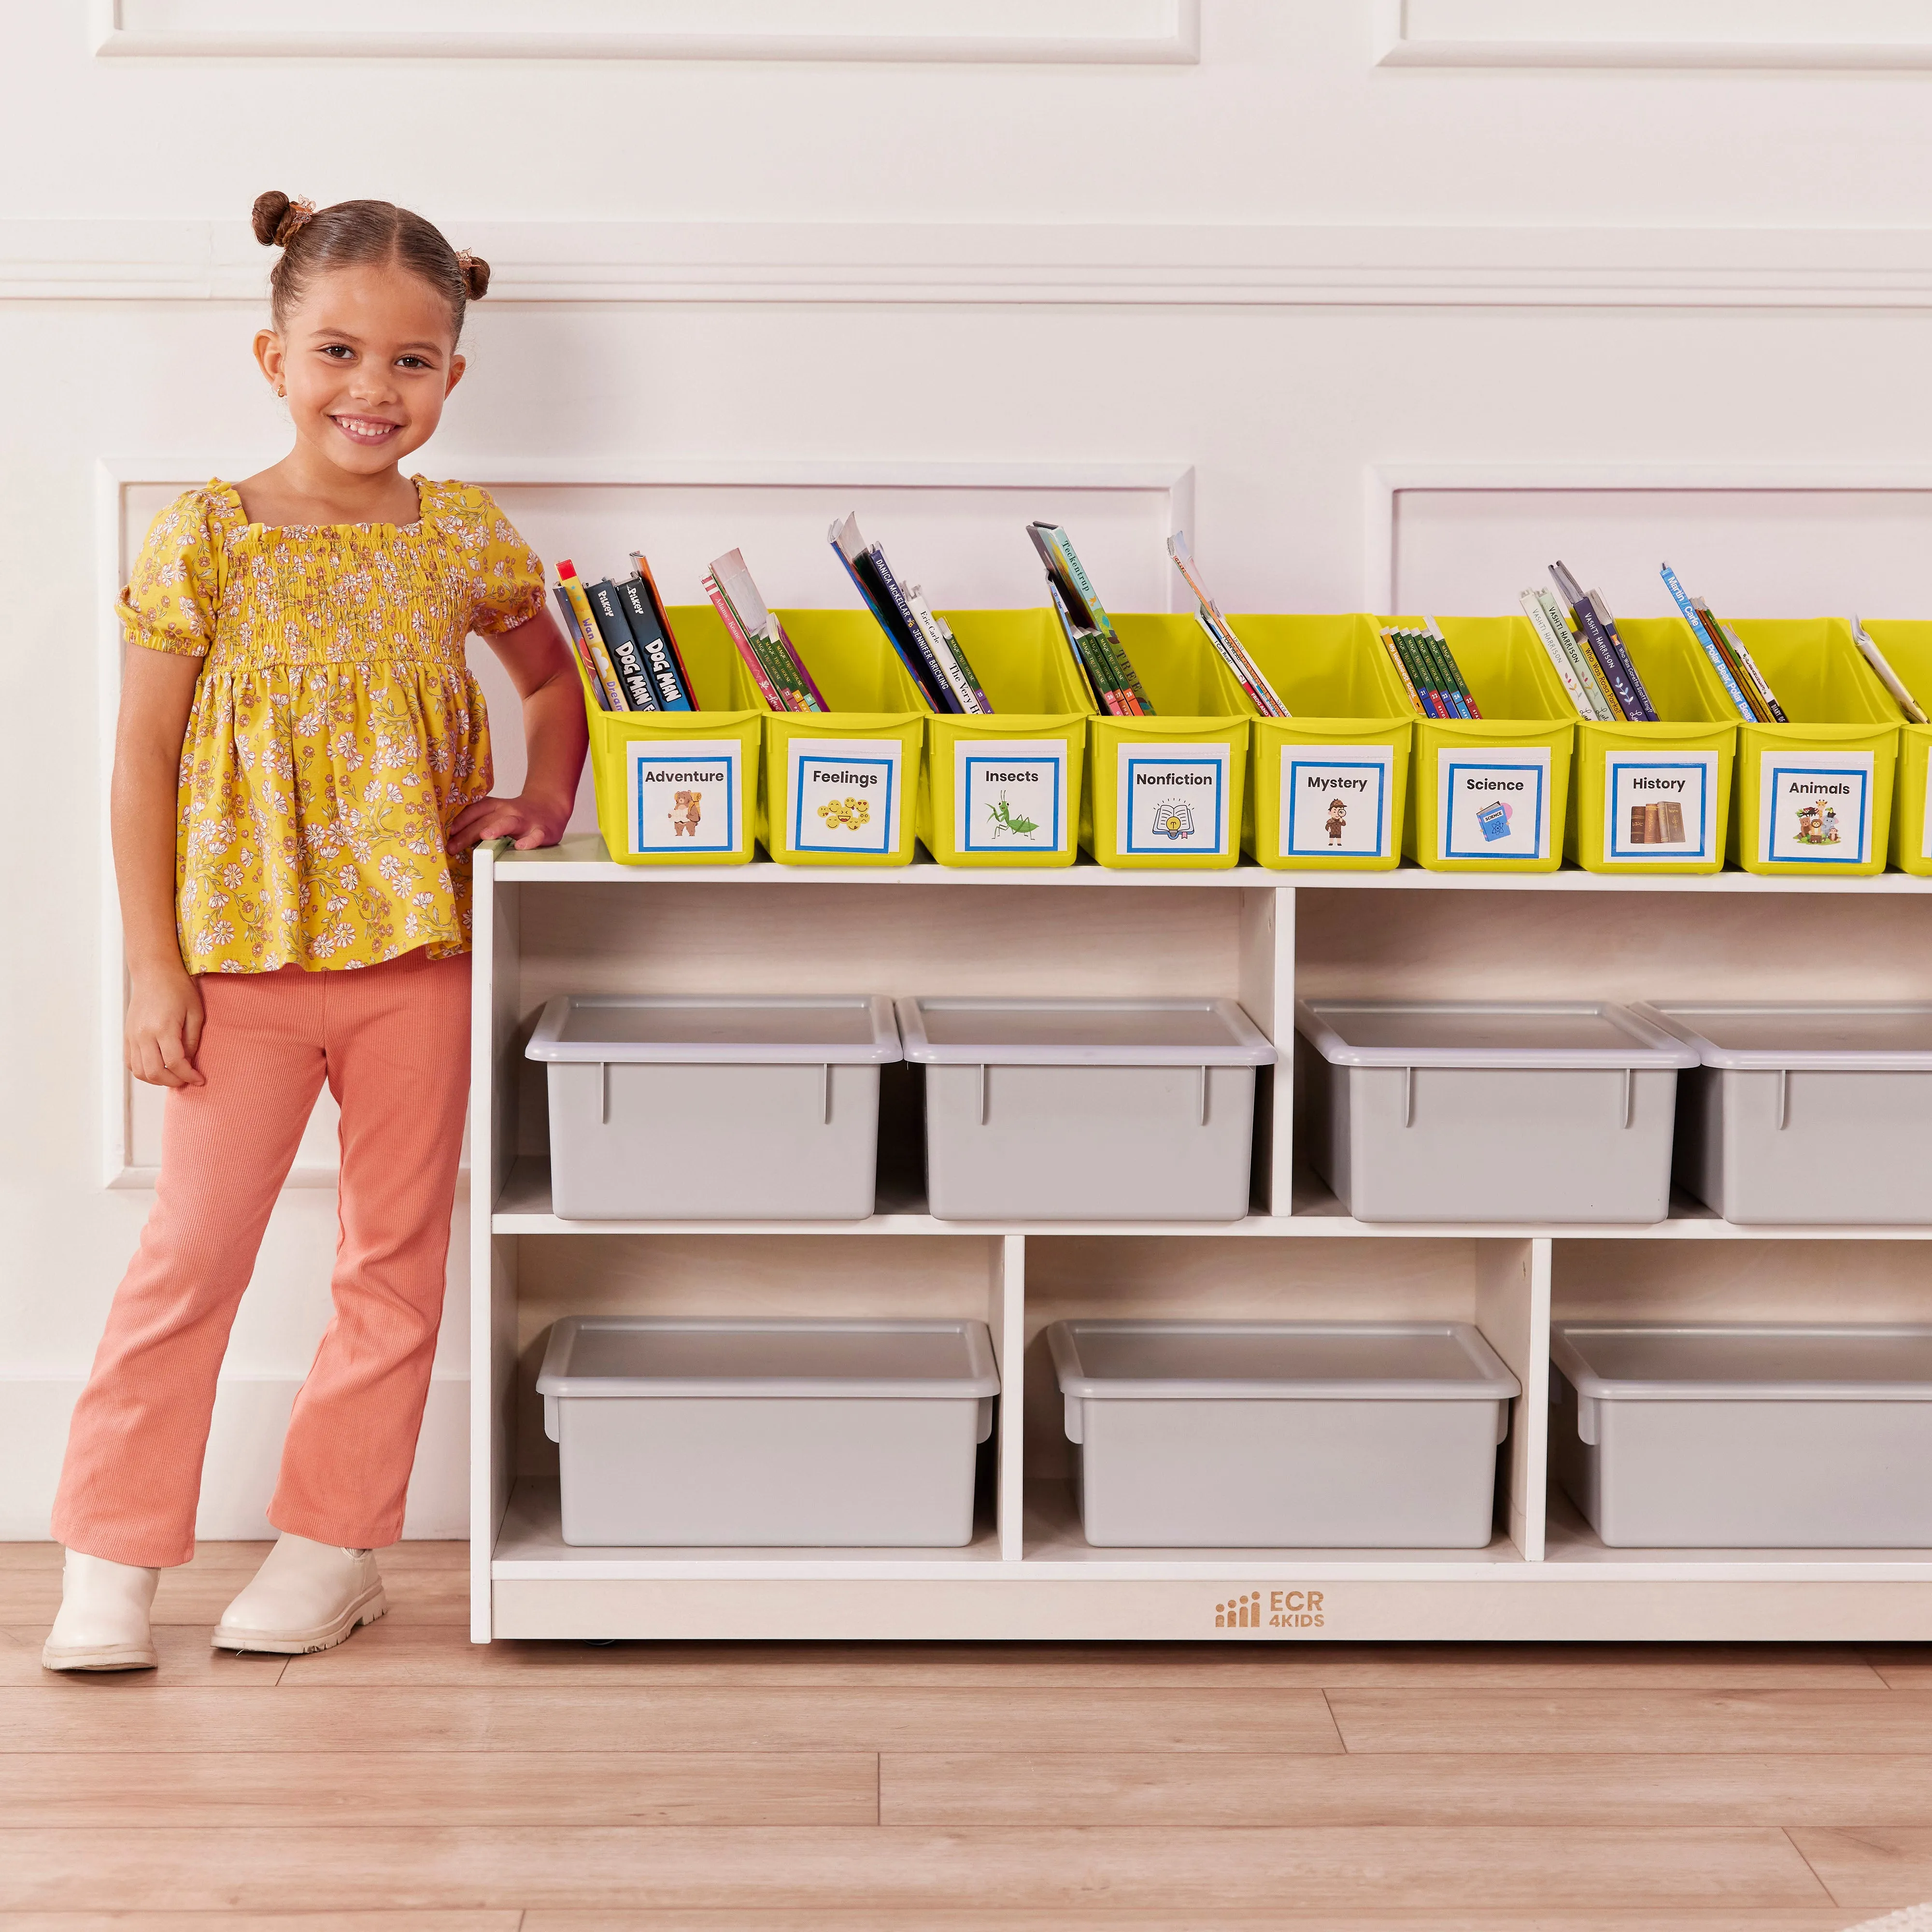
[985,797,1039,839]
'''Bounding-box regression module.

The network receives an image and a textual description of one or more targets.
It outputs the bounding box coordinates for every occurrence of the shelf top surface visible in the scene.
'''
[491,836,1932,893]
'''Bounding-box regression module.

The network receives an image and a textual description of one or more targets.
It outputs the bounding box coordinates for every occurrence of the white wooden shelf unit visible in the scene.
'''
[470,836,1932,1645]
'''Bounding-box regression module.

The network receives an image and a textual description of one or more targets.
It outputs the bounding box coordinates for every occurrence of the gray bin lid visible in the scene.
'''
[1047,1320,1519,1402]
[1295,998,1696,1070]
[897,996,1275,1067]
[1553,1322,1932,1401]
[526,994,902,1064]
[537,1317,999,1399]
[1631,1001,1932,1072]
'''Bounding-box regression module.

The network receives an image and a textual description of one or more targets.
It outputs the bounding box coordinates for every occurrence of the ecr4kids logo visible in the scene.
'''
[1213,1588,1326,1632]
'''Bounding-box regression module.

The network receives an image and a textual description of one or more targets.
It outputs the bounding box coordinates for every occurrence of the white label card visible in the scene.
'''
[1435,748,1552,861]
[1279,744,1395,860]
[1117,741,1232,858]
[625,739,744,856]
[954,739,1069,855]
[786,737,905,856]
[1601,750,1719,866]
[1759,750,1875,865]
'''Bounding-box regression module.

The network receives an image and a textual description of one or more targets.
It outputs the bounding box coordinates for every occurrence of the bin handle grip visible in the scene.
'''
[977,1064,988,1126]
[1401,1065,1414,1128]
[820,1063,831,1126]
[1197,1065,1208,1127]
[1621,1066,1633,1130]
[600,1063,611,1127]
[1777,1066,1790,1131]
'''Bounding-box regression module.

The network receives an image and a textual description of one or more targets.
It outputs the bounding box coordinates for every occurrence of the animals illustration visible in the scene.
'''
[818,796,871,832]
[1794,799,1840,844]
[668,789,702,838]
[1324,796,1348,844]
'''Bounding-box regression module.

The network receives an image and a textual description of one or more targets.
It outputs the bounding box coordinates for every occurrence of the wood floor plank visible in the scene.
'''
[1864,1647,1932,1689]
[0,1627,284,1688]
[1787,1827,1932,1908]
[0,1541,466,1574]
[0,1749,875,1827]
[285,1625,1887,1690]
[0,1825,1830,1912]
[0,1917,522,1931]
[1328,1689,1932,1755]
[0,1684,1342,1755]
[881,1749,1932,1828]
[518,1915,1875,1932]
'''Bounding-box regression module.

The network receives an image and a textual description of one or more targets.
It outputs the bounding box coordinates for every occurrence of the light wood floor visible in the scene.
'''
[2,1541,1929,1929]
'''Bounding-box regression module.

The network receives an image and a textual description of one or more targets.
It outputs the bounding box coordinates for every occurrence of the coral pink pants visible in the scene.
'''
[54,947,470,1567]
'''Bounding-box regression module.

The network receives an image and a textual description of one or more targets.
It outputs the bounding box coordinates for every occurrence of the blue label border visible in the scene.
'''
[1122,753,1228,855]
[790,750,897,854]
[1766,762,1870,865]
[1282,755,1391,859]
[1442,758,1548,861]
[629,749,737,855]
[1605,756,1712,862]
[959,752,1065,854]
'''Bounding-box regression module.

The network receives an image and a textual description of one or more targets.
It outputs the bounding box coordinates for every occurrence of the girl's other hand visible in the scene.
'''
[447,792,573,853]
[126,966,207,1088]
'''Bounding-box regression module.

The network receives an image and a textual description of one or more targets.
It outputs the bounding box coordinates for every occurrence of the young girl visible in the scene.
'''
[43,193,587,1670]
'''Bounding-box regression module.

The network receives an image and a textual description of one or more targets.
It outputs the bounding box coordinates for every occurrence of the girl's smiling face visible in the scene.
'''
[253,263,466,480]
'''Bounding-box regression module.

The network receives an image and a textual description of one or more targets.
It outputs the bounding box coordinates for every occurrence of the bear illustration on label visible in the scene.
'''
[668,789,703,838]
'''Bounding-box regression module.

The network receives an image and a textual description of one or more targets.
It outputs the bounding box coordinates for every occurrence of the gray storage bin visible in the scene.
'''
[1295,999,1697,1224]
[537,1316,999,1547]
[1048,1319,1519,1548]
[1552,1322,1932,1548]
[897,996,1275,1222]
[526,994,900,1221]
[1632,1002,1932,1225]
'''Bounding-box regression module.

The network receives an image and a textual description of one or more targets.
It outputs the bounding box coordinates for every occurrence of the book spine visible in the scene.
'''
[1567,590,1647,722]
[1692,605,1767,722]
[867,546,960,712]
[558,565,631,710]
[1051,584,1125,715]
[1385,629,1446,717]
[1414,625,1470,719]
[1193,609,1271,716]
[587,579,661,712]
[1378,629,1426,716]
[704,573,788,710]
[1099,623,1152,716]
[1659,565,1755,720]
[1533,587,1616,720]
[929,607,993,714]
[1426,621,1482,720]
[829,538,942,708]
[1197,608,1288,718]
[1587,593,1658,722]
[1048,527,1114,633]
[1711,611,1788,724]
[1520,590,1593,720]
[628,551,698,705]
[554,584,613,711]
[907,589,989,714]
[767,614,829,711]
[616,577,694,712]
[1853,619,1930,724]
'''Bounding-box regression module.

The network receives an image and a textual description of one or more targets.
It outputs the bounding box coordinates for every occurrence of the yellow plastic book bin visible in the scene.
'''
[1567,618,1739,877]
[1854,622,1932,876]
[1389,615,1575,874]
[918,611,1092,869]
[1086,614,1251,870]
[1724,620,1901,878]
[1225,613,1412,871]
[754,609,929,868]
[578,605,763,867]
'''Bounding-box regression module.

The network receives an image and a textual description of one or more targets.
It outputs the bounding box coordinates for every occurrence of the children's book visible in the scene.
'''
[705,550,826,713]
[1852,615,1929,724]
[586,577,664,712]
[1026,522,1151,716]
[1524,587,1614,721]
[1657,563,1785,722]
[616,557,695,711]
[826,513,985,714]
[1550,561,1657,721]
[1165,532,1290,718]
[554,581,615,710]
[557,562,629,711]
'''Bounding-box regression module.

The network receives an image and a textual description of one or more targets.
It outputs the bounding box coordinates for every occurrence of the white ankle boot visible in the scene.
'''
[42,1550,160,1672]
[212,1533,386,1656]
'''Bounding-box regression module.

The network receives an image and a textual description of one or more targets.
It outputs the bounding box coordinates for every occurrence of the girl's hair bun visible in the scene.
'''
[252,190,314,249]
[457,251,491,301]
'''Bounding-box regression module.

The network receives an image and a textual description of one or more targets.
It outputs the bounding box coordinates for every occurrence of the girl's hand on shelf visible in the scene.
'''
[126,966,207,1089]
[447,792,573,853]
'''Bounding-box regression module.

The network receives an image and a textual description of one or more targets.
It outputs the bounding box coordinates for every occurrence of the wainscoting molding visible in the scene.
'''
[1375,0,1932,70]
[91,0,1198,64]
[14,221,1932,309]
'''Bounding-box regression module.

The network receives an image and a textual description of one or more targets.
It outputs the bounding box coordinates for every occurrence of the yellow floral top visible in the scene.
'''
[119,478,544,974]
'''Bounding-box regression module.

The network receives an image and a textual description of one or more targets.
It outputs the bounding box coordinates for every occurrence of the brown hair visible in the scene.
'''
[251,192,490,338]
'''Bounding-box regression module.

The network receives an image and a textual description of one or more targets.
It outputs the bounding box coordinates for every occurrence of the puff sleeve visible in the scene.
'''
[117,489,222,657]
[468,489,546,636]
